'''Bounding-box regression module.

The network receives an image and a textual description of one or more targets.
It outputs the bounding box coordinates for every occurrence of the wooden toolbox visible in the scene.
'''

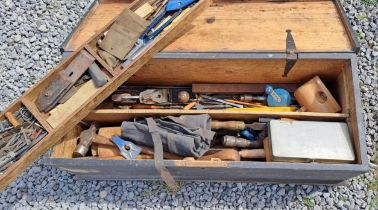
[43,0,368,185]
[0,0,368,189]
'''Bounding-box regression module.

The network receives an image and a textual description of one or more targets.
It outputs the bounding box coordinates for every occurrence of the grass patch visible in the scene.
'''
[355,31,362,41]
[28,75,36,83]
[361,0,377,5]
[357,13,368,21]
[302,197,315,208]
[368,156,378,210]
[142,181,183,196]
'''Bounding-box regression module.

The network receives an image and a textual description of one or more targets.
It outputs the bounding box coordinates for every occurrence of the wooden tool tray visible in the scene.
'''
[0,0,211,191]
[44,0,368,185]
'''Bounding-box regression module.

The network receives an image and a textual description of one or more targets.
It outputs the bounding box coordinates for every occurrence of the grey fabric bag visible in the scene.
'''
[121,114,215,157]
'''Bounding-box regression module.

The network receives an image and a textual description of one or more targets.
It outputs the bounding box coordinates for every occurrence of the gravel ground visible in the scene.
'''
[0,0,377,209]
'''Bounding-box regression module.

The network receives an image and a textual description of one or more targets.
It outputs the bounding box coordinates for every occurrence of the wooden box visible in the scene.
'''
[44,0,368,185]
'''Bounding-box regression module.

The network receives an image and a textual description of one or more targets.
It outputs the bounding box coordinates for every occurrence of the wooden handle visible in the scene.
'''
[183,101,196,110]
[239,149,265,159]
[211,120,245,130]
[93,135,114,145]
[198,149,240,161]
[5,112,20,128]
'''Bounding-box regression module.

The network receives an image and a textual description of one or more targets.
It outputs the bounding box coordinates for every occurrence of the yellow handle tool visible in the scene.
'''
[226,107,297,112]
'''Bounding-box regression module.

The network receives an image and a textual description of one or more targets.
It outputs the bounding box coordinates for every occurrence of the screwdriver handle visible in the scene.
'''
[211,120,245,130]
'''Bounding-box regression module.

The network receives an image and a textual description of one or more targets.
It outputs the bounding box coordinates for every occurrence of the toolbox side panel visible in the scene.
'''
[44,159,364,185]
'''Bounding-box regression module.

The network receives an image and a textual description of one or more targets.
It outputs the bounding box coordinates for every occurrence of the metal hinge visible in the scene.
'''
[283,29,298,77]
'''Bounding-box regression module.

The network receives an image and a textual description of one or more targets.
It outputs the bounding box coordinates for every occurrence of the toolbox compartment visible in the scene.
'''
[44,0,368,185]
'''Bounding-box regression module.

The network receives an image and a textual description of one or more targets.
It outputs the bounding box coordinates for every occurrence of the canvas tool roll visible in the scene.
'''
[121,114,215,190]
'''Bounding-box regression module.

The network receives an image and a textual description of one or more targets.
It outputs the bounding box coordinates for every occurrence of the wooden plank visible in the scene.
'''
[98,127,122,138]
[192,83,300,94]
[46,80,98,128]
[129,59,346,85]
[66,0,352,53]
[164,1,352,52]
[51,126,81,158]
[0,0,212,191]
[84,109,349,123]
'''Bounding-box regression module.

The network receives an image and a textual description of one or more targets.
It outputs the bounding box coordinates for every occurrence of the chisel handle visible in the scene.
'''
[211,120,245,130]
[239,149,266,159]
[5,112,20,128]
[183,101,196,110]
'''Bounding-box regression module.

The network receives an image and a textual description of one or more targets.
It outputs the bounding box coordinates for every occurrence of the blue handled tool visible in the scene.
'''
[111,136,141,160]
[123,0,197,63]
[142,0,197,41]
[240,129,256,141]
[265,85,292,107]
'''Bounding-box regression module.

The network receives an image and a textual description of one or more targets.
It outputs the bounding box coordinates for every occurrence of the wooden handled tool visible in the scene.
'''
[239,137,271,160]
[183,101,196,110]
[4,112,21,128]
[239,149,265,159]
[211,120,267,131]
[211,120,245,130]
[223,136,263,149]
[197,149,240,161]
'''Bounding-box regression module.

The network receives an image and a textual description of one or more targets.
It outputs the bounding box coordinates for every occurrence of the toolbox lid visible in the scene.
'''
[64,0,359,54]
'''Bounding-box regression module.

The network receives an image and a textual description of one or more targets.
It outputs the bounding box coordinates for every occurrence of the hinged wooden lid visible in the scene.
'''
[64,0,359,54]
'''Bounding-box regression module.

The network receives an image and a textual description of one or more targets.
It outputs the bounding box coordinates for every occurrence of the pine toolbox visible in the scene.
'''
[43,0,368,185]
[0,0,368,190]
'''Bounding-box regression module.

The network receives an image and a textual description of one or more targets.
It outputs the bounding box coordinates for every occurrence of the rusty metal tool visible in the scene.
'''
[113,89,170,105]
[194,103,232,110]
[111,136,141,160]
[237,95,266,102]
[131,103,183,109]
[36,50,95,112]
[222,136,263,148]
[73,123,97,158]
[200,95,243,108]
[224,99,267,108]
